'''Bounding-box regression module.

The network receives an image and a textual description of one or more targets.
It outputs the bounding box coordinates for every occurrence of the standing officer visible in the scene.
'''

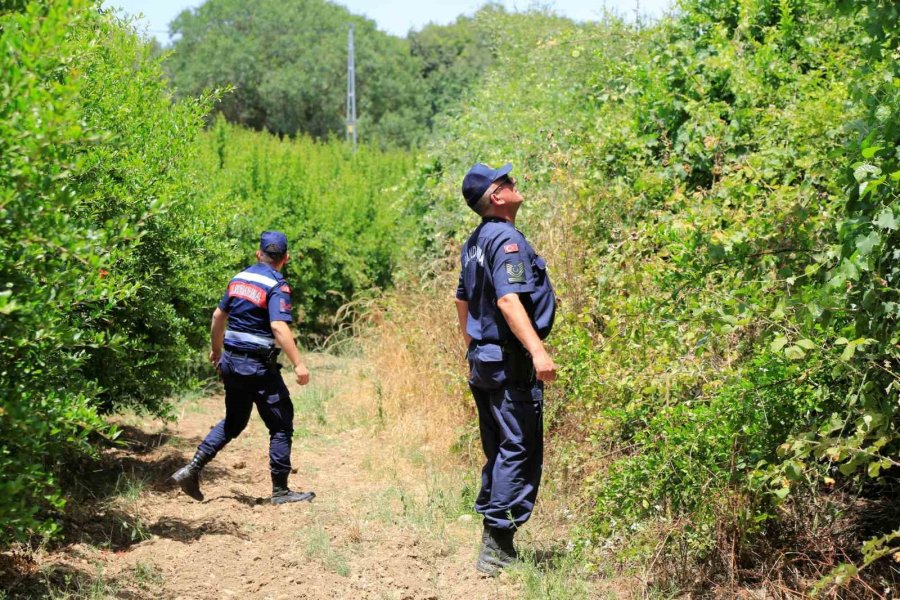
[171,231,315,505]
[455,163,557,575]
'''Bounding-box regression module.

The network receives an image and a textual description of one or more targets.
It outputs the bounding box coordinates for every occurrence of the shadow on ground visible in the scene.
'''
[0,421,245,598]
[146,515,251,543]
[529,547,571,567]
[0,554,150,600]
[212,490,267,506]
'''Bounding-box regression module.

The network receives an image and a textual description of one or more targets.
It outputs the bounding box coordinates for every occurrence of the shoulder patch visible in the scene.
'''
[504,243,519,254]
[506,261,526,284]
[280,283,291,294]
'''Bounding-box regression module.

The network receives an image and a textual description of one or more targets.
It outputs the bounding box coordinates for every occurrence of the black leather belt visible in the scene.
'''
[224,346,275,359]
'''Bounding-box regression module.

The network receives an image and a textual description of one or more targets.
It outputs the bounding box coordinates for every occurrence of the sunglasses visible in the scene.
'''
[492,176,517,194]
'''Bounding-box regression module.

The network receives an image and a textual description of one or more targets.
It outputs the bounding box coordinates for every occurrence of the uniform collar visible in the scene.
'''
[253,261,283,279]
[482,216,512,224]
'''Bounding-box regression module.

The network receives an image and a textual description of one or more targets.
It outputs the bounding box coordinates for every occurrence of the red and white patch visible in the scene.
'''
[504,243,519,254]
[279,299,291,313]
[280,283,291,295]
[228,281,267,307]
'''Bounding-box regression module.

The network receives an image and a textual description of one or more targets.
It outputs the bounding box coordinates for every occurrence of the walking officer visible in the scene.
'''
[171,231,315,505]
[455,163,557,575]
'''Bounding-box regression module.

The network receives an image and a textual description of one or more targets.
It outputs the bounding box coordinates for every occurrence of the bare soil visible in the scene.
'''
[4,354,586,599]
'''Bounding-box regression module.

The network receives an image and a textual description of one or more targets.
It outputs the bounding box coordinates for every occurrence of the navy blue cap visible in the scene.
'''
[462,162,512,207]
[260,230,288,255]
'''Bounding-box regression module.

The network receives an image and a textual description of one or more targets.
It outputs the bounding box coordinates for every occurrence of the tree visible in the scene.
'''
[408,5,501,125]
[166,0,429,147]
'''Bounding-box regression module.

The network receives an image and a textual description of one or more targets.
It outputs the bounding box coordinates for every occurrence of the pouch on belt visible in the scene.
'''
[468,343,507,390]
[503,339,535,386]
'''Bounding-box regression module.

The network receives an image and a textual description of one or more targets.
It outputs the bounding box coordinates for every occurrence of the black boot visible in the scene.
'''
[475,524,518,575]
[270,471,315,505]
[170,449,212,501]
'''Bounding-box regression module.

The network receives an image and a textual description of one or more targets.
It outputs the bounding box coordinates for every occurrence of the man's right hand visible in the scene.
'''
[294,364,310,386]
[532,350,557,382]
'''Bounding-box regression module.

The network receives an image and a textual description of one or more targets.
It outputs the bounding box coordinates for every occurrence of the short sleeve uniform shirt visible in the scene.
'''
[456,217,555,344]
[218,262,293,352]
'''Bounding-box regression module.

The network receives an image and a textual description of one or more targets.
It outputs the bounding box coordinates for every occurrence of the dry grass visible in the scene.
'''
[350,175,589,468]
[354,255,476,472]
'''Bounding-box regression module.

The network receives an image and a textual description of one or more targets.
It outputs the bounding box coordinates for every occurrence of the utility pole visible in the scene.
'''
[345,23,357,150]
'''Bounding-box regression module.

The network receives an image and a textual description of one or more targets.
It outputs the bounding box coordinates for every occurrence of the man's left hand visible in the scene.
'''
[209,350,221,368]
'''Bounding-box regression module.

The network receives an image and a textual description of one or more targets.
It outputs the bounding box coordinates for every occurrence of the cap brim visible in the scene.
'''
[492,163,513,182]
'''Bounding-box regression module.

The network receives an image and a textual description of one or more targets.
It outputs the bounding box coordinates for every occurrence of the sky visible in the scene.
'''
[104,0,675,43]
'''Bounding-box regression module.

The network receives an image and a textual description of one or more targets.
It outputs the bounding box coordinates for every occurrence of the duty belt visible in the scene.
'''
[224,346,273,358]
[224,329,275,348]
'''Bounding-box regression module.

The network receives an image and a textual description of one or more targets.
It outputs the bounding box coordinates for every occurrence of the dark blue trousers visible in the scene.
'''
[199,353,294,475]
[470,381,544,530]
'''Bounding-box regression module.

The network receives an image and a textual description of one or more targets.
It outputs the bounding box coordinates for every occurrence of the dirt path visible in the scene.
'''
[12,354,575,599]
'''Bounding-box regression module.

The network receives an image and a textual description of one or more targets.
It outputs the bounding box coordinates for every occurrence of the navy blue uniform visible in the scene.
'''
[198,263,296,475]
[456,217,556,530]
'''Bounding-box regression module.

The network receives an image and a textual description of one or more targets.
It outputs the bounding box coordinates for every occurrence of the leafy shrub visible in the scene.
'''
[188,122,415,337]
[562,0,899,590]
[0,0,209,544]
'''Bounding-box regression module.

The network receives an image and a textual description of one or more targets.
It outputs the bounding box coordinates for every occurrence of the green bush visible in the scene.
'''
[0,0,210,543]
[0,0,413,546]
[189,122,415,336]
[557,0,899,586]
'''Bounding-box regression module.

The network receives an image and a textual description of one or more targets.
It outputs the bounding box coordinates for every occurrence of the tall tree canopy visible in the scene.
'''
[166,0,429,147]
[408,6,500,126]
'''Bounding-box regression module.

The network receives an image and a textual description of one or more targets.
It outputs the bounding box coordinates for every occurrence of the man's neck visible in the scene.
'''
[258,261,284,272]
[484,207,518,224]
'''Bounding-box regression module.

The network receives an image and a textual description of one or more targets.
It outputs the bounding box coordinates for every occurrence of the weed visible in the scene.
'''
[302,526,350,577]
[374,381,385,430]
[42,563,120,600]
[510,548,596,600]
[182,398,214,416]
[293,386,334,437]
[406,448,425,467]
[367,487,402,524]
[131,561,164,589]
[112,472,146,504]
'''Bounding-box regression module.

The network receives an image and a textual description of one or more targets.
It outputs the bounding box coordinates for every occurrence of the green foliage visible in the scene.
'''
[567,0,900,581]
[189,123,415,335]
[408,6,501,124]
[402,9,590,253]
[0,0,412,547]
[0,0,209,544]
[166,0,429,148]
[164,1,517,149]
[814,528,900,596]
